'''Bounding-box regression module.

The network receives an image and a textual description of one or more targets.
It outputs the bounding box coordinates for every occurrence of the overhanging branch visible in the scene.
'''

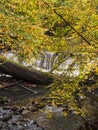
[53,10,91,45]
[43,1,91,45]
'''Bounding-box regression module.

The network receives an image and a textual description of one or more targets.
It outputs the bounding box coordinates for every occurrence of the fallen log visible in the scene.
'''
[0,58,53,85]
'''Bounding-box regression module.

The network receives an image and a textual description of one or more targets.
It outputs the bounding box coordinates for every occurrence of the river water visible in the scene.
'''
[26,106,84,130]
[0,81,85,130]
[0,95,85,130]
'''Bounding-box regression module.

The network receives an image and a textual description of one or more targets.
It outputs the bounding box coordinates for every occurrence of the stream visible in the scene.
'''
[0,52,98,130]
[0,76,85,130]
[1,94,98,130]
[0,80,98,130]
[0,96,85,130]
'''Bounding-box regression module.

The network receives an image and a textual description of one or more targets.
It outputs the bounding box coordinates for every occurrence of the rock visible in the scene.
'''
[0,107,44,130]
[2,115,12,122]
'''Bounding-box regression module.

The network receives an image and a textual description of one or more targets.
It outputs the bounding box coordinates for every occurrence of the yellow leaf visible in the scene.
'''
[52,100,56,107]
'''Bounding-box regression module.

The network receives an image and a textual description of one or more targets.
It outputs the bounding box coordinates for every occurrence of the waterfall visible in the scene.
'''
[33,51,54,71]
[1,51,80,76]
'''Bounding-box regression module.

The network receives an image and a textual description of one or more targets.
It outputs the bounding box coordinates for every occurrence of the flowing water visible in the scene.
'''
[0,82,98,130]
[0,82,84,130]
[1,51,80,76]
[0,97,85,130]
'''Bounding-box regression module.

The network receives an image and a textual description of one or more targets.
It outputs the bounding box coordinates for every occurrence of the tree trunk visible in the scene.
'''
[0,58,53,85]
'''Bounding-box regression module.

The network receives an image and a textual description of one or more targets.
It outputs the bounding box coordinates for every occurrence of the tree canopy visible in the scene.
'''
[0,0,98,115]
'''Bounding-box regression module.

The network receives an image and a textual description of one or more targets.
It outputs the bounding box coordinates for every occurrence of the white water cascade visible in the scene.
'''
[1,51,80,76]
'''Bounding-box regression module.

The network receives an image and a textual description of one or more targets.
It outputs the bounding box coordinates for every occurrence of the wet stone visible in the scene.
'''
[0,107,44,130]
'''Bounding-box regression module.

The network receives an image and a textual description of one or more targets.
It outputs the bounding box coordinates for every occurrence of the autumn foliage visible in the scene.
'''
[0,0,98,114]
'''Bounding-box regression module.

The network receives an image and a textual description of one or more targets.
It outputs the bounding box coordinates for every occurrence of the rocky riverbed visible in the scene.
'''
[0,76,98,130]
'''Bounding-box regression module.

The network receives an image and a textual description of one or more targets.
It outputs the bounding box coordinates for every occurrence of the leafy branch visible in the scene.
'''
[44,1,91,45]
